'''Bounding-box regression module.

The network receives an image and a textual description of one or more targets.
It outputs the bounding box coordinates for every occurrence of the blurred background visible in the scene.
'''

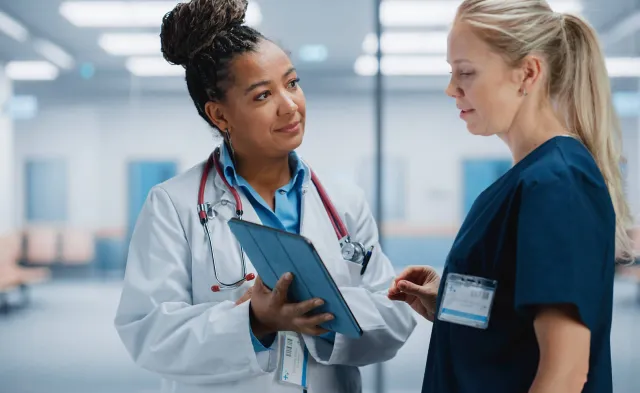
[0,0,639,392]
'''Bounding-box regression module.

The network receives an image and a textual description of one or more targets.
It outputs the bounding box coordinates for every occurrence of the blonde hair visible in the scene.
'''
[456,0,634,263]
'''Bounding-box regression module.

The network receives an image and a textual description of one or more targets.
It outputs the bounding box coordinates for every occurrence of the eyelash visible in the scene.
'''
[256,78,301,101]
[288,77,301,88]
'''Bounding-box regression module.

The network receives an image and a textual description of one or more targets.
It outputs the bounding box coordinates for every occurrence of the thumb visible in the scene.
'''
[397,280,428,297]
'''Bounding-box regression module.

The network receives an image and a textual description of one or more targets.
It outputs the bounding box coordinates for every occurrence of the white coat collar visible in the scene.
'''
[208,145,314,227]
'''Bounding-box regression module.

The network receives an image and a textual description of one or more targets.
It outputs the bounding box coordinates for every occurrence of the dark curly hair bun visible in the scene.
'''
[160,0,248,66]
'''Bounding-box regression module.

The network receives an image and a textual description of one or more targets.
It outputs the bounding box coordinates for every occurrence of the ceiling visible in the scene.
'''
[0,0,638,99]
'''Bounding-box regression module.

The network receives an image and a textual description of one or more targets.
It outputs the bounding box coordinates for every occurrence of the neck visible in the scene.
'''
[498,102,569,163]
[234,151,292,194]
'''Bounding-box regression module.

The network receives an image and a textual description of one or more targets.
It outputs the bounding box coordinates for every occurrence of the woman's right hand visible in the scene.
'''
[388,266,441,321]
[249,273,334,339]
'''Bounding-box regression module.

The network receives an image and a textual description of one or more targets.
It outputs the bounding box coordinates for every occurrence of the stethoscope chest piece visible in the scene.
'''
[205,200,238,222]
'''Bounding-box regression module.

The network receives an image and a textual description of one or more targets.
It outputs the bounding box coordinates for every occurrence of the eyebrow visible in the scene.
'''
[244,67,297,95]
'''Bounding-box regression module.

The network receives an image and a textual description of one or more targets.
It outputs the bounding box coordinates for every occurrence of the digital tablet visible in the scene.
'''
[227,218,363,339]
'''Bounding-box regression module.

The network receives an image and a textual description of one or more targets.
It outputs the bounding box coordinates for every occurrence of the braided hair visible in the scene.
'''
[160,0,265,130]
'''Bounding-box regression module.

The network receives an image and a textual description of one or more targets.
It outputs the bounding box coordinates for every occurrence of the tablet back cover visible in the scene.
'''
[228,218,362,338]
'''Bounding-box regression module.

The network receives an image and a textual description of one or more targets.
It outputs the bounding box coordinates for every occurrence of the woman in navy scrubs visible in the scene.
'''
[388,1,635,393]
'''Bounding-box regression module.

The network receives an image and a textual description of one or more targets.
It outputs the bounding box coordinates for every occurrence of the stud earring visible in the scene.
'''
[522,89,528,97]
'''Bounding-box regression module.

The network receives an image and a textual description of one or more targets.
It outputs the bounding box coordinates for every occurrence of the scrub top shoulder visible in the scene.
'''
[422,136,616,393]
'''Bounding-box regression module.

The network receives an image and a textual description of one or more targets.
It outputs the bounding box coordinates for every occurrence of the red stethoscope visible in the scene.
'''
[197,147,373,292]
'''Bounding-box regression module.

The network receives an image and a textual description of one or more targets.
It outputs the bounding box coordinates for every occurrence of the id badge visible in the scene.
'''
[277,331,309,389]
[437,273,497,329]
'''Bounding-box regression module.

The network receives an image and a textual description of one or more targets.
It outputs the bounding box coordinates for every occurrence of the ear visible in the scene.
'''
[204,102,230,131]
[519,55,543,95]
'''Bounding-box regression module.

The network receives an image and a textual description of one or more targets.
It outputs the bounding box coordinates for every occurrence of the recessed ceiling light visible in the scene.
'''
[362,31,449,55]
[125,56,184,77]
[380,0,583,27]
[5,61,59,81]
[355,55,450,76]
[355,55,640,77]
[60,1,261,27]
[354,55,379,76]
[0,11,29,42]
[32,39,75,70]
[606,57,640,77]
[99,33,160,56]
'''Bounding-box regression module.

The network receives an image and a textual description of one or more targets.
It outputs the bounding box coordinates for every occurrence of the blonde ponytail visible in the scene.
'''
[557,14,634,262]
[457,0,635,263]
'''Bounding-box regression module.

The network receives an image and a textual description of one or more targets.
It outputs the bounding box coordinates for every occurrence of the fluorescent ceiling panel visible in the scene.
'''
[126,56,184,77]
[0,11,29,42]
[363,31,449,55]
[32,39,75,69]
[60,1,261,27]
[354,55,640,77]
[355,55,450,76]
[380,0,583,27]
[99,33,160,56]
[606,58,640,77]
[5,61,59,81]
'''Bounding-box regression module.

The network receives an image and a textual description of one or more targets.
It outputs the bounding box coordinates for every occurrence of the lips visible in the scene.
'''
[275,121,301,132]
[459,108,475,119]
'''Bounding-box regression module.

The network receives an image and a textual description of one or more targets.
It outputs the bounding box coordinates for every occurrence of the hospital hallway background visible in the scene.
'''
[2,0,640,392]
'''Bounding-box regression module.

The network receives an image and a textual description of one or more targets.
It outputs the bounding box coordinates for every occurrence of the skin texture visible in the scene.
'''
[390,20,591,393]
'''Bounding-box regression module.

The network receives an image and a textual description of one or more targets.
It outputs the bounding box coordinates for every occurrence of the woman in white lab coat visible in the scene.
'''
[113,1,416,392]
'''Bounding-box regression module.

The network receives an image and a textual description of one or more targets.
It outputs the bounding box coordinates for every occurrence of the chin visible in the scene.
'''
[284,128,304,150]
[466,123,493,137]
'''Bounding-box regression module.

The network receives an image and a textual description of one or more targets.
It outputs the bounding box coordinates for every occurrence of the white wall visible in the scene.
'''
[0,67,14,234]
[28,90,640,234]
[13,96,212,230]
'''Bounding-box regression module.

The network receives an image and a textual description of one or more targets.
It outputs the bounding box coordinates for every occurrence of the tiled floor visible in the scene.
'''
[0,278,638,393]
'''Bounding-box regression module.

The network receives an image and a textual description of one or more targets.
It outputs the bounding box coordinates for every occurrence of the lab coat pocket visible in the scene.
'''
[343,260,363,287]
[323,257,353,288]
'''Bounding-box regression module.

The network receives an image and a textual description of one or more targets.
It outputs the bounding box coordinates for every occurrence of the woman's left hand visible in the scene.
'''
[388,266,441,321]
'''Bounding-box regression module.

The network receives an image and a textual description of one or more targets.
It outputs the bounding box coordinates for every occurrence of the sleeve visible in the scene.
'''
[303,188,417,367]
[514,178,613,331]
[113,186,278,385]
[250,328,277,352]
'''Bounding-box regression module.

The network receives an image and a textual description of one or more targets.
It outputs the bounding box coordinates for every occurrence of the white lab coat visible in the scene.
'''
[114,155,417,393]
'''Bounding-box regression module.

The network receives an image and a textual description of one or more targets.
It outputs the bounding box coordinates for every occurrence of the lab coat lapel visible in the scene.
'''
[300,180,344,275]
[212,169,262,225]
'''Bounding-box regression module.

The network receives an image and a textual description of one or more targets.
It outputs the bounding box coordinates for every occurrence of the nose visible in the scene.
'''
[278,93,298,116]
[445,78,462,99]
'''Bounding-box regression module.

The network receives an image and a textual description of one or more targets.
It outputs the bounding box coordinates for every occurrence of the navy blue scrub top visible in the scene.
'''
[423,136,616,393]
